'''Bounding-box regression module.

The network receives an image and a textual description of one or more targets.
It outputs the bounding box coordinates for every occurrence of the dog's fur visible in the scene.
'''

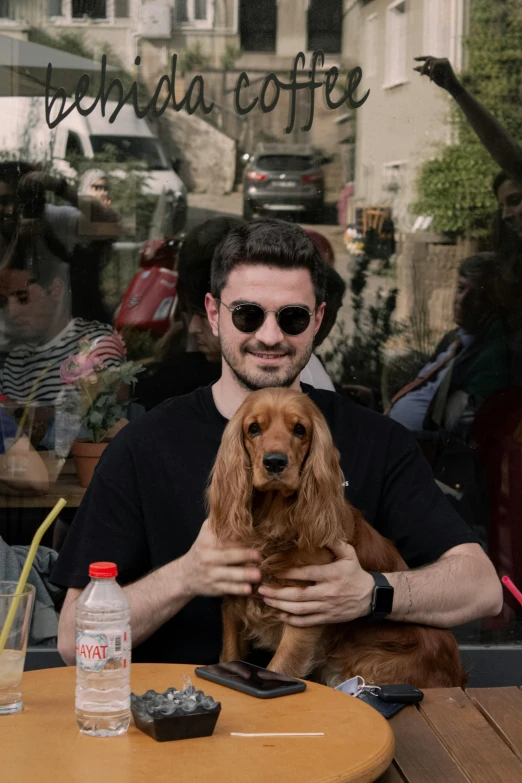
[207,388,465,688]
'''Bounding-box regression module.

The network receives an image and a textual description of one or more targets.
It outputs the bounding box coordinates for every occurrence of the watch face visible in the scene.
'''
[374,586,394,615]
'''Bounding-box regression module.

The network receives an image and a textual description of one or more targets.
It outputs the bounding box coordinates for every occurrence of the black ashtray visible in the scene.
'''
[131,685,221,742]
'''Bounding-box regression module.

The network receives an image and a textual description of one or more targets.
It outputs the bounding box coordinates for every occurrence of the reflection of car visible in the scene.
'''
[0,97,187,235]
[242,144,330,220]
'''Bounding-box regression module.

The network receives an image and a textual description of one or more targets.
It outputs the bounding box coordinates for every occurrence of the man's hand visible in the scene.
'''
[258,541,375,627]
[414,56,463,96]
[178,519,261,599]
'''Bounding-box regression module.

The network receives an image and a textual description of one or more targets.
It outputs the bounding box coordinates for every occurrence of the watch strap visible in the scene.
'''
[367,571,394,621]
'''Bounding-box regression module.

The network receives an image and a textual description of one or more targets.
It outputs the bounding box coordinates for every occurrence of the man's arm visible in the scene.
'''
[58,520,261,665]
[258,542,502,628]
[18,171,122,239]
[415,56,522,186]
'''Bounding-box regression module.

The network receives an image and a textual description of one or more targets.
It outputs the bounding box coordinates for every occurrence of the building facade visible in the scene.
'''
[345,0,469,231]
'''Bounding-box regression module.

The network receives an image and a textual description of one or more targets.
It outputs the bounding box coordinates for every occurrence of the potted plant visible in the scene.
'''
[59,334,143,487]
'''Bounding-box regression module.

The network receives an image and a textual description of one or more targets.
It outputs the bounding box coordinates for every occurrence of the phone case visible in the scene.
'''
[194,665,307,699]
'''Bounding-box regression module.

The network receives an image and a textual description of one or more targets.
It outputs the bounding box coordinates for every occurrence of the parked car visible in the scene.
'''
[242,143,331,220]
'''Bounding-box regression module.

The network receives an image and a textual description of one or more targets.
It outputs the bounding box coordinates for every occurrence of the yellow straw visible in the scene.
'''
[0,498,67,655]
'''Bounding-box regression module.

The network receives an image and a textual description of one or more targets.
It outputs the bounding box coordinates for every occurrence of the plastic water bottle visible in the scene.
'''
[55,386,82,458]
[75,562,131,737]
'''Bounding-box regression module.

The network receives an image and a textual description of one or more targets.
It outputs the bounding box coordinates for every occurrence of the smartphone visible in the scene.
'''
[194,661,307,699]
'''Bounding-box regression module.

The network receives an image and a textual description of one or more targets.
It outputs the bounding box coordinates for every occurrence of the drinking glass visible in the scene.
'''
[0,582,35,714]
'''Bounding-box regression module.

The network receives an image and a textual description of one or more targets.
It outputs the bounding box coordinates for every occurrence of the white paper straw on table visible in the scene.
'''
[230,732,324,737]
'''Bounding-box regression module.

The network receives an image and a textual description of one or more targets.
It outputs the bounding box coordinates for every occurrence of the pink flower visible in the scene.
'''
[60,353,96,384]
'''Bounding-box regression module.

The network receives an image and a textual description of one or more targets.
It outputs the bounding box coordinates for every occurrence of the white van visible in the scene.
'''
[0,96,187,233]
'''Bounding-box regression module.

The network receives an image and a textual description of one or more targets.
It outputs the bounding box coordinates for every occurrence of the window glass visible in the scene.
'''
[1,0,521,677]
[72,1,107,19]
[256,156,316,172]
[385,0,407,86]
[89,136,169,170]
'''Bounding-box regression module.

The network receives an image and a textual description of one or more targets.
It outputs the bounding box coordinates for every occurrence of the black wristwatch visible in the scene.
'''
[367,571,394,621]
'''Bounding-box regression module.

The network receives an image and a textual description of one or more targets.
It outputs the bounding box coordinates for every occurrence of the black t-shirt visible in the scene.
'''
[51,384,478,664]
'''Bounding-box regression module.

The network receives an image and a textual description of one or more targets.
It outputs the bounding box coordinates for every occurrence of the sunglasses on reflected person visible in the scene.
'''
[216,299,315,336]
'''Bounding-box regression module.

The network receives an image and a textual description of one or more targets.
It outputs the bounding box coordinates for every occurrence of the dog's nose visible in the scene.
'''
[262,452,288,473]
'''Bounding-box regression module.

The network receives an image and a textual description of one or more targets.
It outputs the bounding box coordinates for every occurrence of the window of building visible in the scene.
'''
[72,0,107,18]
[47,0,63,16]
[365,13,378,78]
[423,0,451,59]
[174,0,212,27]
[114,0,129,17]
[382,160,407,194]
[239,0,276,52]
[307,0,343,54]
[65,131,84,158]
[385,0,407,88]
[0,0,14,18]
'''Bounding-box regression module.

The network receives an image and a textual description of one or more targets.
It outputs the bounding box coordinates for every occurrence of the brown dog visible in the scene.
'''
[207,388,465,688]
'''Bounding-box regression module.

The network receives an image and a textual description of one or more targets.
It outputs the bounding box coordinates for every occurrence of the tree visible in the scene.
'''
[413,0,522,238]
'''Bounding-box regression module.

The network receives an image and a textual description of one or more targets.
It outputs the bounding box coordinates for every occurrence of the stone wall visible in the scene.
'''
[139,41,237,195]
[395,234,480,351]
[157,108,236,194]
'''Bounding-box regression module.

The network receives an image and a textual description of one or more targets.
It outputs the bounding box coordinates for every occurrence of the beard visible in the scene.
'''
[220,335,313,392]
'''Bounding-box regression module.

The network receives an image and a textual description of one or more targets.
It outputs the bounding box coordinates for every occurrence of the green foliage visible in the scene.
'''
[179,42,212,74]
[323,257,399,400]
[220,45,243,71]
[119,326,157,361]
[81,361,144,443]
[65,146,156,242]
[414,0,522,237]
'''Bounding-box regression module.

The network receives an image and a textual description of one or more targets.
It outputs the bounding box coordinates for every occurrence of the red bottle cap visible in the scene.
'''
[89,562,118,578]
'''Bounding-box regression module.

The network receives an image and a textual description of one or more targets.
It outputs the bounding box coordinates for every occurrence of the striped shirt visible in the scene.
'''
[0,318,123,406]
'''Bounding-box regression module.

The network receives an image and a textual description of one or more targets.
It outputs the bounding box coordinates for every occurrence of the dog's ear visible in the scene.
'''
[290,408,347,549]
[207,412,253,540]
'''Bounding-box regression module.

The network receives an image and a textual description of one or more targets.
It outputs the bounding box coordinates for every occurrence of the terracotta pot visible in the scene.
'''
[71,439,109,488]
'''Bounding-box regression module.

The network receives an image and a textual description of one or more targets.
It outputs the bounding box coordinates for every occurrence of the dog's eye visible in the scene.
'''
[293,423,306,438]
[248,422,261,437]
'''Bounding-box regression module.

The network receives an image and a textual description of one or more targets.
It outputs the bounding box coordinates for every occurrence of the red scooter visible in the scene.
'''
[114,237,181,338]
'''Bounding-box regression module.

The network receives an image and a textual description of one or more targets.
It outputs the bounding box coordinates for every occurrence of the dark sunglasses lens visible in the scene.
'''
[278,307,311,335]
[232,304,265,332]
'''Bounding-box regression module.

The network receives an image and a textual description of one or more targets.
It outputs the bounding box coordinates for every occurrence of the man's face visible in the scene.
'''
[453,275,491,332]
[188,308,221,362]
[497,179,522,237]
[0,181,16,239]
[0,276,61,343]
[206,264,324,391]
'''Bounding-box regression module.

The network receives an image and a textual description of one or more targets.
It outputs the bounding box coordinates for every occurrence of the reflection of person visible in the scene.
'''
[68,168,119,324]
[134,218,241,410]
[416,57,522,383]
[0,162,122,344]
[0,408,48,495]
[53,218,501,667]
[0,258,122,408]
[389,254,508,437]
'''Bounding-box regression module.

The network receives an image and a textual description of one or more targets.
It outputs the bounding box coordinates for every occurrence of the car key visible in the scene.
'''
[373,684,424,704]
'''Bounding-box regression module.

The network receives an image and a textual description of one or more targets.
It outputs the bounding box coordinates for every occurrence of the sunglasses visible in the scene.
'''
[217,299,315,336]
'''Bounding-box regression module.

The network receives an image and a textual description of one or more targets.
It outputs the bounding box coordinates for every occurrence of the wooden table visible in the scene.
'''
[4,664,394,783]
[0,457,85,508]
[380,686,522,782]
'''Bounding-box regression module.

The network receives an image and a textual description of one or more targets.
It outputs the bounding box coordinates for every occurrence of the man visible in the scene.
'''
[389,253,508,437]
[54,219,502,666]
[179,217,338,390]
[0,162,121,331]
[0,253,122,408]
